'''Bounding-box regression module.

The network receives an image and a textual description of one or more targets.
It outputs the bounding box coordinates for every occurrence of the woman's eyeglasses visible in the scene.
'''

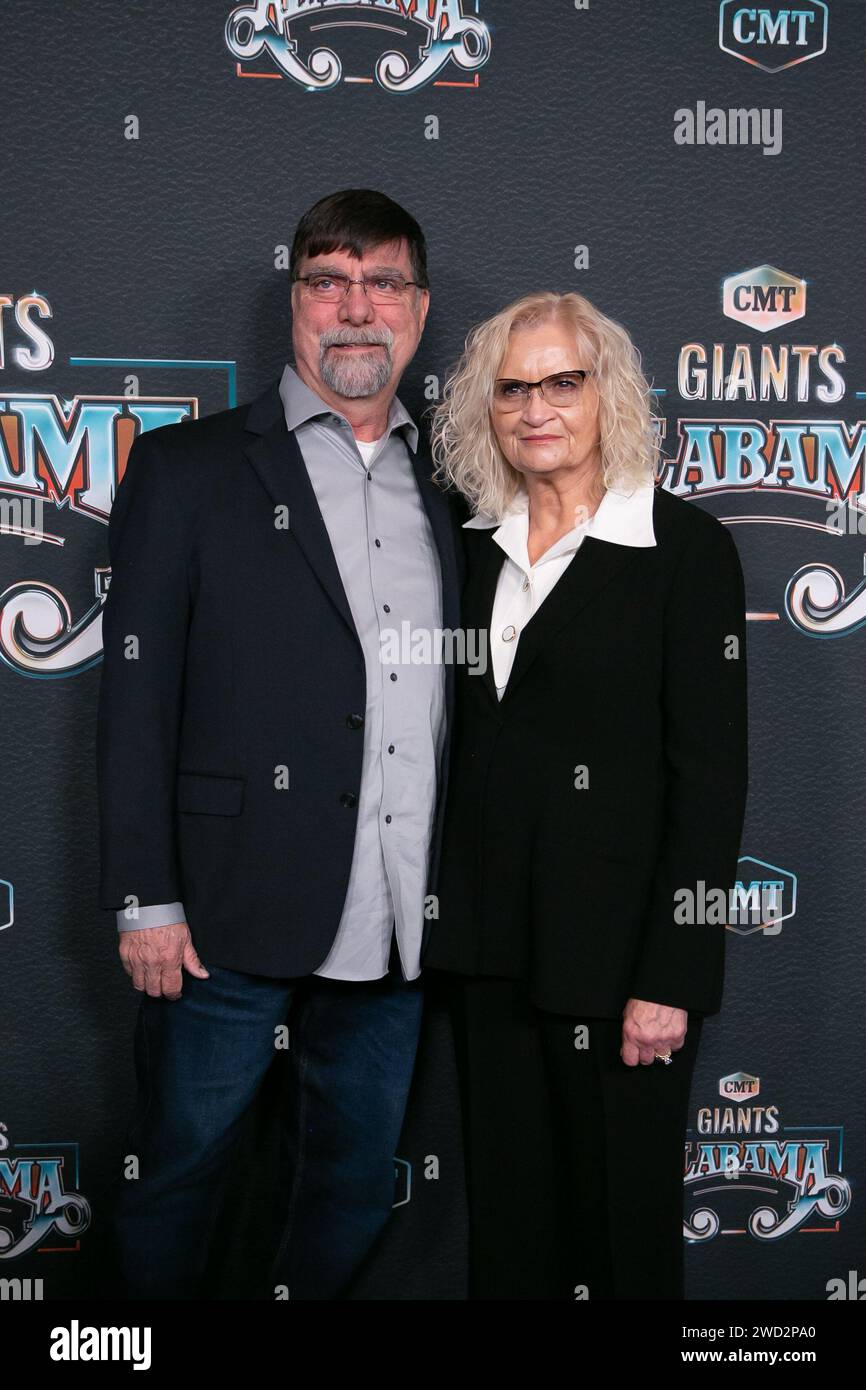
[492,371,592,411]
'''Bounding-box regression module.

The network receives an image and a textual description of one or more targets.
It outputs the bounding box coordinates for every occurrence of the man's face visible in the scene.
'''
[291,238,429,401]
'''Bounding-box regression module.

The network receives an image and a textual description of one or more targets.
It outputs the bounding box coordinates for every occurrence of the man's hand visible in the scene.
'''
[620,998,687,1067]
[118,922,209,1000]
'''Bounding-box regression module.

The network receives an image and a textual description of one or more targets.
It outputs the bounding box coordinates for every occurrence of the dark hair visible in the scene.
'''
[290,188,429,289]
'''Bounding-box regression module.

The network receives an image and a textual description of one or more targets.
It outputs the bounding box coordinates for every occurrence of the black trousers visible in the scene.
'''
[448,975,703,1300]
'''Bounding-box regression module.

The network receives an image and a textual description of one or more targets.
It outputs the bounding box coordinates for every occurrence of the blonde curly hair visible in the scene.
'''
[428,290,661,520]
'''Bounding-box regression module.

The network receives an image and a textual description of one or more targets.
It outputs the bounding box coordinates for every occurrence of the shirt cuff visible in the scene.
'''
[116,902,186,932]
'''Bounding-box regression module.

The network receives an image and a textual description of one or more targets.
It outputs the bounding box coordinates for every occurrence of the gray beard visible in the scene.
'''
[319,343,393,398]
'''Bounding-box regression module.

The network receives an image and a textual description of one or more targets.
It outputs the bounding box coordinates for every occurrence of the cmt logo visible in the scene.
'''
[719,1071,760,1102]
[719,2,828,72]
[723,264,806,332]
[729,856,797,936]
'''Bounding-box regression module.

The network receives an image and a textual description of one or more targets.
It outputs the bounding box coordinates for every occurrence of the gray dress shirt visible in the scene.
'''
[117,364,446,984]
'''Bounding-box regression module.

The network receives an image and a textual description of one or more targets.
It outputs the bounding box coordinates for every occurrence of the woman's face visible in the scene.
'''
[491,322,602,485]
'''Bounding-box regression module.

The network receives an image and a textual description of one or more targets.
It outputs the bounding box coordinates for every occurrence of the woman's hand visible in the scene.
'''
[620,998,687,1066]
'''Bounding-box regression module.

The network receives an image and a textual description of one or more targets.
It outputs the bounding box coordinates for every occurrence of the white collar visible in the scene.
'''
[463,476,657,570]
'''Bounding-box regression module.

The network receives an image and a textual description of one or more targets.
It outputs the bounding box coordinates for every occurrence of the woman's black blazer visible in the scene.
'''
[422,484,749,1019]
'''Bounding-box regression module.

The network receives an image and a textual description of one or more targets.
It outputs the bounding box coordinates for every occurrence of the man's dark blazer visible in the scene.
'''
[97,378,463,977]
[422,485,749,1018]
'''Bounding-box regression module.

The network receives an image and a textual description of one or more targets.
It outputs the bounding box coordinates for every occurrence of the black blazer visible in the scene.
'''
[97,379,463,977]
[422,485,749,1018]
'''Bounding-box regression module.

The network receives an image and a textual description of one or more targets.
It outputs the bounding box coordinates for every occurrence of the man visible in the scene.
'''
[97,188,462,1299]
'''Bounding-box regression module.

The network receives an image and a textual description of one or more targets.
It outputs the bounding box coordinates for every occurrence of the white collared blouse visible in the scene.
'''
[463,476,658,698]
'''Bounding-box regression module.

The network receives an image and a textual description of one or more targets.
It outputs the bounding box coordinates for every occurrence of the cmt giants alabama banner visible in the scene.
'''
[221,1,830,93]
[0,250,861,1266]
[2,259,864,689]
[659,263,866,639]
[685,1073,849,1243]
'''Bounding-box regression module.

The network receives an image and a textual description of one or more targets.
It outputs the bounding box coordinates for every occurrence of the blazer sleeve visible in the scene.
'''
[97,430,191,912]
[628,517,749,1015]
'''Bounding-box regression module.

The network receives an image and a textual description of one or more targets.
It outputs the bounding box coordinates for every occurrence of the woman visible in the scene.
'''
[423,291,748,1301]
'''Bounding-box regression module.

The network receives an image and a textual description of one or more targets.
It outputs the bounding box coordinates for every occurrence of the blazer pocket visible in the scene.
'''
[177,771,245,816]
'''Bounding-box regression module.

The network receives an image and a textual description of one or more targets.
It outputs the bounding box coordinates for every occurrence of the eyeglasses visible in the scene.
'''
[492,370,592,411]
[294,272,421,305]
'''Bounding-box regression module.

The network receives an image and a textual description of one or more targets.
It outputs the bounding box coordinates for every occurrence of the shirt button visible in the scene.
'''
[367,472,372,481]
[385,814,392,824]
[389,672,397,682]
[374,539,381,547]
[383,604,391,613]
[388,744,395,754]
[340,792,357,808]
[346,713,364,729]
[522,577,530,591]
[502,625,517,642]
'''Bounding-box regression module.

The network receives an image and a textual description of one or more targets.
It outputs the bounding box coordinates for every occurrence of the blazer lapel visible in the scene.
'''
[409,440,461,636]
[243,383,358,640]
[243,380,461,646]
[467,533,506,706]
[471,529,644,706]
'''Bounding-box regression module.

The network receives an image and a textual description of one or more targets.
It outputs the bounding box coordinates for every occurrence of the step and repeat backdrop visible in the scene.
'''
[2,1,864,1301]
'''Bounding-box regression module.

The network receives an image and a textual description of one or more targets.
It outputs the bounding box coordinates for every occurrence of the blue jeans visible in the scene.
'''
[112,949,424,1299]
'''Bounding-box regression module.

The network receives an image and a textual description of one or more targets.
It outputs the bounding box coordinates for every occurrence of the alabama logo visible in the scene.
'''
[226,0,492,91]
[0,1122,91,1260]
